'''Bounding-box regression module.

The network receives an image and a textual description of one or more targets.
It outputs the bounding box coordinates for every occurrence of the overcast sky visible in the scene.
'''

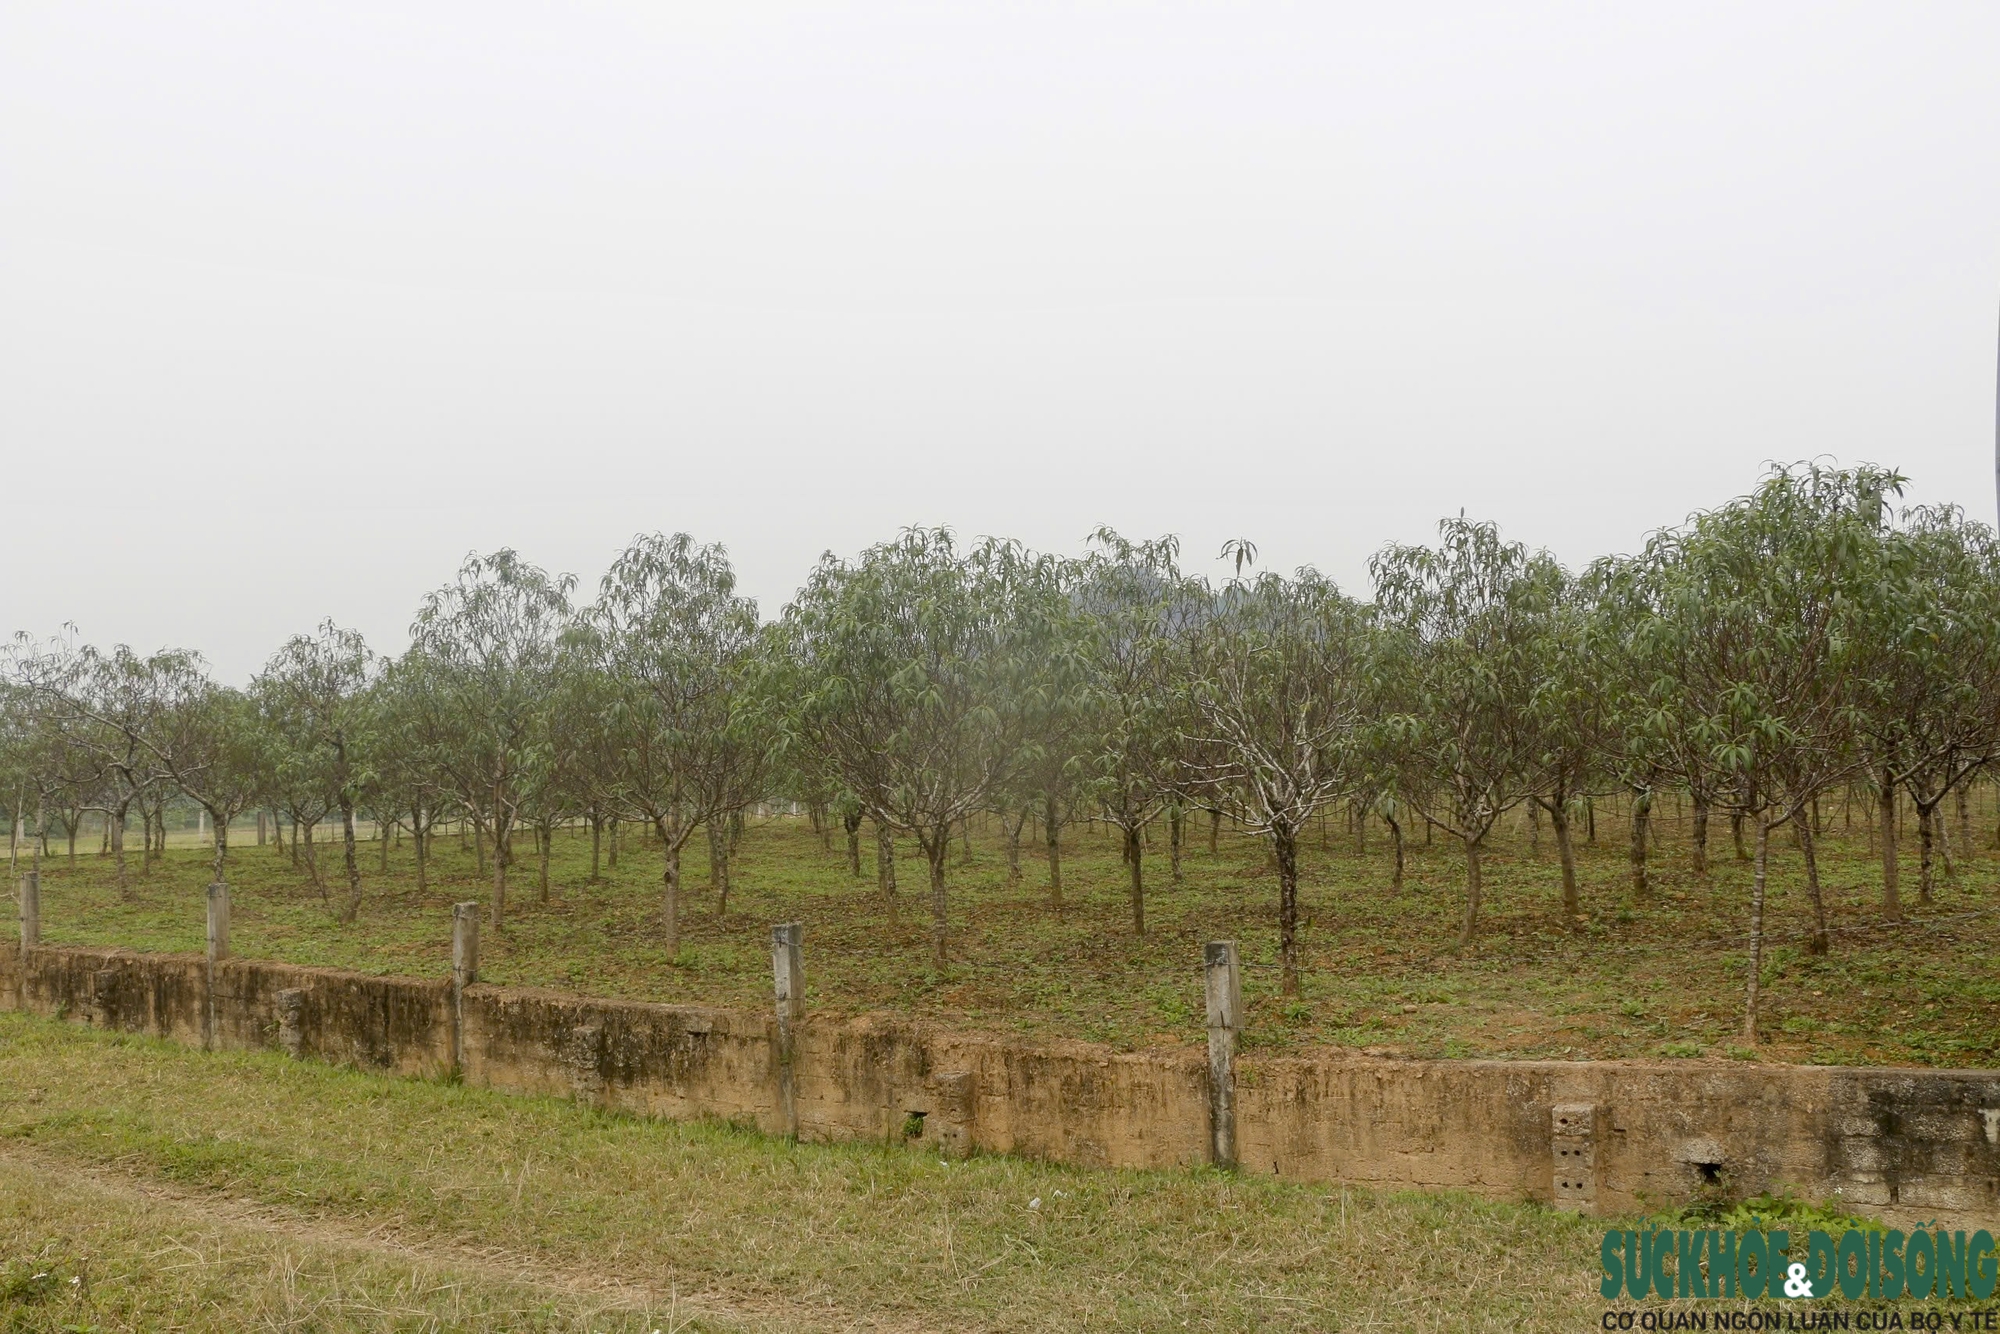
[4,2,1997,680]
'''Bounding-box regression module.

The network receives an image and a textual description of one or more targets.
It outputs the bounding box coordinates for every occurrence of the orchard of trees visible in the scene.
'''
[7,463,1999,1042]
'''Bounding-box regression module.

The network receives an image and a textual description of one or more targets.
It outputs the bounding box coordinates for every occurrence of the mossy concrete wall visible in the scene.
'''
[6,944,1996,1226]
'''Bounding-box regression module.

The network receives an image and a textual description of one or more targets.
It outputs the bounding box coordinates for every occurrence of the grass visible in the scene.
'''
[0,1010,1851,1332]
[0,1152,670,1333]
[12,795,2000,1067]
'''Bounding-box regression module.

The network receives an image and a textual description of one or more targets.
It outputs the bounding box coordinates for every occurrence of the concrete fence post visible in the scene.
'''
[451,902,479,1074]
[772,922,804,1141]
[1204,940,1242,1170]
[18,870,38,948]
[452,902,480,989]
[14,870,35,1012]
[206,882,230,963]
[203,881,229,1051]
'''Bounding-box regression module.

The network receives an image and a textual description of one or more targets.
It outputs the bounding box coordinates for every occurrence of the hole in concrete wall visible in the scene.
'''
[901,1111,926,1140]
[1696,1162,1722,1186]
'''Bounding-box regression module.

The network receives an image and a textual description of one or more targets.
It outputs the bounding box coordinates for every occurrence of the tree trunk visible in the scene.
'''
[844,811,862,877]
[1276,819,1301,996]
[1585,797,1595,844]
[1628,787,1650,901]
[1168,806,1183,884]
[1005,809,1024,886]
[875,821,898,923]
[1044,795,1063,908]
[1731,809,1748,862]
[709,819,730,917]
[1957,783,1972,853]
[607,816,619,871]
[336,800,364,924]
[590,815,602,881]
[661,828,681,957]
[1742,820,1770,1042]
[537,824,551,903]
[208,805,228,883]
[302,820,327,904]
[378,818,390,873]
[1917,802,1937,904]
[1208,808,1219,855]
[1384,810,1406,893]
[473,814,487,877]
[926,826,950,968]
[1125,823,1144,936]
[412,806,428,894]
[958,817,973,867]
[110,804,130,899]
[1691,793,1709,879]
[1548,799,1579,923]
[1879,774,1901,920]
[490,804,508,932]
[338,796,363,922]
[1457,832,1483,948]
[1527,800,1540,856]
[1796,808,1828,955]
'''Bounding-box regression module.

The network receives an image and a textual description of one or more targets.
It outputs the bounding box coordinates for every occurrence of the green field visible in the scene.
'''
[16,797,1999,1068]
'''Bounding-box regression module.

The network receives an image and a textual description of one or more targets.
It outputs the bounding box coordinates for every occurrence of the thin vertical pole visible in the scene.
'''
[1204,940,1242,1170]
[206,882,230,963]
[204,881,229,1050]
[452,902,479,1074]
[772,922,804,1141]
[18,870,38,948]
[14,869,35,1013]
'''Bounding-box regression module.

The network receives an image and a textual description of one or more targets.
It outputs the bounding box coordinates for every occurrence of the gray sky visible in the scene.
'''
[5,2,1997,681]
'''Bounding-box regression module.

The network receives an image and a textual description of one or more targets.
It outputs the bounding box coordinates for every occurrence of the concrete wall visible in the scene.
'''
[6,944,1997,1226]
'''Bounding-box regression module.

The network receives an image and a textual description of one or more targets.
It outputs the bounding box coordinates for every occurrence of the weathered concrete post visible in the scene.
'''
[206,882,230,963]
[451,902,479,1074]
[772,922,804,1141]
[1204,940,1242,1170]
[14,870,36,1011]
[203,881,229,1050]
[18,870,38,948]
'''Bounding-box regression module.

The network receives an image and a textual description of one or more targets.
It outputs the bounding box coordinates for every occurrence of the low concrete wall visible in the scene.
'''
[6,944,1997,1226]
